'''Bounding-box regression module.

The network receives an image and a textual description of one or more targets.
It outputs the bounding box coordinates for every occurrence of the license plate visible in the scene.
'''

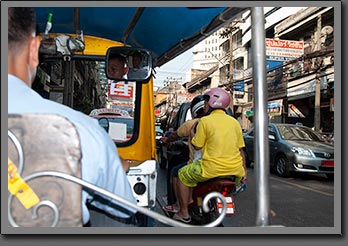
[217,196,235,216]
[322,160,334,167]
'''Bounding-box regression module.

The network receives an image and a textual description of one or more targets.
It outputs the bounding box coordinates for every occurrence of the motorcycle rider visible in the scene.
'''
[173,87,247,223]
[160,95,206,213]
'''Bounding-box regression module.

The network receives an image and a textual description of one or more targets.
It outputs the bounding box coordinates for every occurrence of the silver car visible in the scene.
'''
[243,123,334,179]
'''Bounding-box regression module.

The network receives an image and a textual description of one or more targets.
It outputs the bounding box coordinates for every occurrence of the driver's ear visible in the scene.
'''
[28,36,40,69]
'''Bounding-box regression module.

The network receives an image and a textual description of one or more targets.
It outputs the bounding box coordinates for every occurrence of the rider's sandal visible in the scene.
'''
[163,204,179,213]
[173,213,191,223]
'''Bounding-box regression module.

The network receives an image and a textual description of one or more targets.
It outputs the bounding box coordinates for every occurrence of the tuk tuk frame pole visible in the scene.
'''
[251,7,270,227]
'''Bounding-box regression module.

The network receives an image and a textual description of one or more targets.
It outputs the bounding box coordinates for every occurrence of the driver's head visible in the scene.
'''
[8,7,40,86]
[108,54,128,79]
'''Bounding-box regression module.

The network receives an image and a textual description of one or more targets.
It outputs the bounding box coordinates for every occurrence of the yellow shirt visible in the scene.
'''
[177,118,199,163]
[191,109,245,179]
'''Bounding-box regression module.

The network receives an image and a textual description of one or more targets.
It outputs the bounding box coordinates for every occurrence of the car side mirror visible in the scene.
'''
[105,47,152,83]
[269,134,276,140]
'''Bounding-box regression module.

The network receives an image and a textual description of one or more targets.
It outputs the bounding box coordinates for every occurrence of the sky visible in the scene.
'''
[153,47,194,90]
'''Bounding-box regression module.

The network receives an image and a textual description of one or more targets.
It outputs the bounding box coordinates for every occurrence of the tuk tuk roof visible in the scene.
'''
[34,6,248,67]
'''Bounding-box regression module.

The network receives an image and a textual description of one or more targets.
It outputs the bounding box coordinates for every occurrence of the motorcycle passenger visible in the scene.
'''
[160,95,206,213]
[174,87,247,223]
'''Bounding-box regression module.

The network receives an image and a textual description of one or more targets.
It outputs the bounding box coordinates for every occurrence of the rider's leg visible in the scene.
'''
[176,179,191,218]
[176,160,208,218]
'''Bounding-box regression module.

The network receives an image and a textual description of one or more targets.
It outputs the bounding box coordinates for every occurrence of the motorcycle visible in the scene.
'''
[164,173,246,226]
[188,176,245,226]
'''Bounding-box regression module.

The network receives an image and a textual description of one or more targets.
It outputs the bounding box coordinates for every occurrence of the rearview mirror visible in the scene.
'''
[105,47,152,82]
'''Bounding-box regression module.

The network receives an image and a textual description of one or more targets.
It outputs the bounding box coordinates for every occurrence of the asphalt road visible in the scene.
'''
[152,164,335,228]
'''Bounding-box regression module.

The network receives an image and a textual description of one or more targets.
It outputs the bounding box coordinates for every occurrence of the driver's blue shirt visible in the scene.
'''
[8,74,137,224]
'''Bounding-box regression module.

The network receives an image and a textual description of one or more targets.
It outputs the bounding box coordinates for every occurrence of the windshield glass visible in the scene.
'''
[277,125,325,142]
[38,56,139,147]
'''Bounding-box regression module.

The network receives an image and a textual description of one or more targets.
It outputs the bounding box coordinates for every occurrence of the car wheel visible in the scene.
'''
[275,155,290,177]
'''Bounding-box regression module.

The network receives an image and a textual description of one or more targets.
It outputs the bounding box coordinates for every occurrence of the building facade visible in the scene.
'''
[185,7,335,132]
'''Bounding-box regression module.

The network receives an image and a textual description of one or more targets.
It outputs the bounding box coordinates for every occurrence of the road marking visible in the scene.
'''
[270,177,334,197]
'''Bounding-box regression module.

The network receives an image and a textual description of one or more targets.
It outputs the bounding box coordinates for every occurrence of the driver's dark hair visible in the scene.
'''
[133,51,142,59]
[109,53,128,67]
[8,7,36,52]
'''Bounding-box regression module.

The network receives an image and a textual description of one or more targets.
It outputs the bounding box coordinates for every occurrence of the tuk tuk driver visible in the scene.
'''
[107,53,128,79]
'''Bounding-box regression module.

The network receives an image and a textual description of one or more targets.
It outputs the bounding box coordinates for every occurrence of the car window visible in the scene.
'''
[277,125,325,142]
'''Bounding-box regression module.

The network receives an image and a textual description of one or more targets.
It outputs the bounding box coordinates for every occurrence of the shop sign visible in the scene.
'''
[288,104,305,118]
[233,81,245,96]
[244,99,283,117]
[108,81,134,99]
[266,38,304,61]
[268,99,283,116]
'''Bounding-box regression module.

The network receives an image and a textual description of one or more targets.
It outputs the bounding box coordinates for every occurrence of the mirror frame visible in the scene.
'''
[105,46,153,83]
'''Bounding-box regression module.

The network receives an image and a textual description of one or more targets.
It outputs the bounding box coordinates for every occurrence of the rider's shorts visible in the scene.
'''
[178,159,209,187]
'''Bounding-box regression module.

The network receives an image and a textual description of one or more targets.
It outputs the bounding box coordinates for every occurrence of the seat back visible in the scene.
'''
[8,114,82,227]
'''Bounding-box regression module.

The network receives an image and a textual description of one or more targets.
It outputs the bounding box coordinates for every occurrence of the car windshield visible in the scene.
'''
[277,125,325,142]
[94,116,134,143]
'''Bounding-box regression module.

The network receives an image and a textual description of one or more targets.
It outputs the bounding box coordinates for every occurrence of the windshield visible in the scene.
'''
[277,125,325,142]
[38,56,139,147]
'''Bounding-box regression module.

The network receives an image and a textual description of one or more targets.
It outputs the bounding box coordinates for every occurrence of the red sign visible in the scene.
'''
[108,82,134,99]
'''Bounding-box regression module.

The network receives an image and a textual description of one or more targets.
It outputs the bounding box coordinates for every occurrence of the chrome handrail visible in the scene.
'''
[8,130,25,175]
[8,170,228,227]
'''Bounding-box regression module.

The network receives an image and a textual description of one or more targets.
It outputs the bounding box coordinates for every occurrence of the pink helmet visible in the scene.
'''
[203,87,231,109]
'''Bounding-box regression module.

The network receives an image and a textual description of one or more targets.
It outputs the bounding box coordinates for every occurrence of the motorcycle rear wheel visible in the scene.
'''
[189,200,223,226]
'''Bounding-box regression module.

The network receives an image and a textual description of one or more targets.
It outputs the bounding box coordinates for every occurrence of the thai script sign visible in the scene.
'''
[266,38,304,61]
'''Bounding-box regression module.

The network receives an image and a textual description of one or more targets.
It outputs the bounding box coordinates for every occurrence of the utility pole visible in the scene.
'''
[314,15,322,131]
[164,76,182,108]
[229,24,234,114]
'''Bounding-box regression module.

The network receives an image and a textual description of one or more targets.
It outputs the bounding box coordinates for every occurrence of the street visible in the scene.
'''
[153,164,335,227]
